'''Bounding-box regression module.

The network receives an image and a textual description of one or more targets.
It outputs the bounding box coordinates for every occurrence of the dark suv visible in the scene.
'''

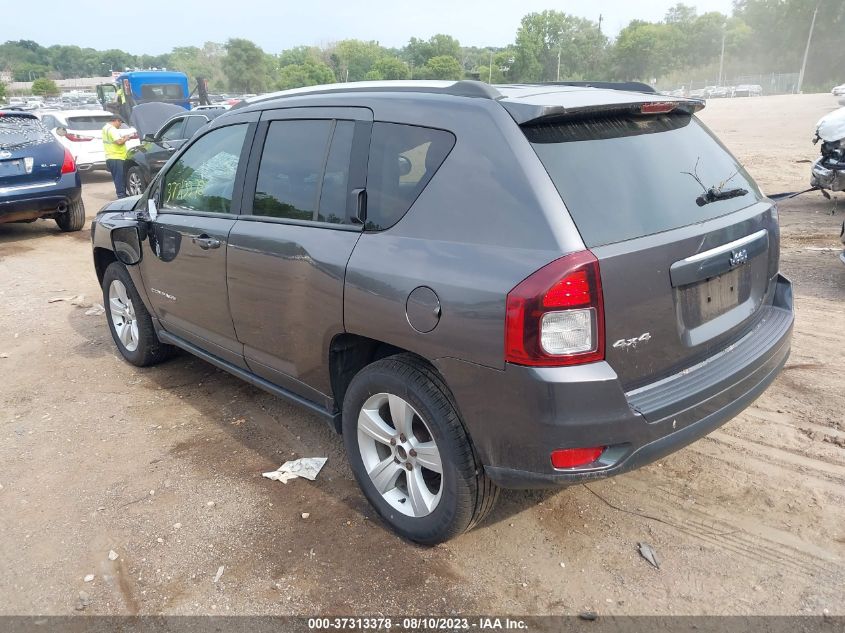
[91,80,793,544]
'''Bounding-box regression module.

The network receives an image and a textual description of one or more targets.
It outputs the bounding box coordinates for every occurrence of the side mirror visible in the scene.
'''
[397,155,412,177]
[55,127,67,137]
[143,133,156,143]
[111,225,144,266]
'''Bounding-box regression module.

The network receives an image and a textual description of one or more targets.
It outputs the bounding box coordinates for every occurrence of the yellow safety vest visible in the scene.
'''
[102,123,128,160]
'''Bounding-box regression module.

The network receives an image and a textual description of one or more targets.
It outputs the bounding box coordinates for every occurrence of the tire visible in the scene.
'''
[342,354,498,544]
[102,262,176,367]
[55,198,86,232]
[126,166,147,197]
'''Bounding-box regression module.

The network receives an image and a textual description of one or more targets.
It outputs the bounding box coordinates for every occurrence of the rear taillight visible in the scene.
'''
[65,131,94,142]
[551,447,605,469]
[505,250,604,366]
[60,148,76,174]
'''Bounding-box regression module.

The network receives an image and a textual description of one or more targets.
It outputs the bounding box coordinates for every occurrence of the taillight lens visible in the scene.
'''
[505,251,604,366]
[551,447,605,469]
[65,131,94,142]
[60,148,76,174]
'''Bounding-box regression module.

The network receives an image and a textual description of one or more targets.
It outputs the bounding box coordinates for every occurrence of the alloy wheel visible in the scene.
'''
[108,279,139,352]
[126,171,143,196]
[357,393,443,517]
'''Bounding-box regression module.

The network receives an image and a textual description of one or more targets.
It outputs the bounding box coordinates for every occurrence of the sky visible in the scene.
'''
[7,0,737,55]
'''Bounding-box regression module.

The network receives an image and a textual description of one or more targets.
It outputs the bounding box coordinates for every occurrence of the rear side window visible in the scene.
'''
[183,116,208,138]
[365,123,455,231]
[252,119,355,224]
[525,113,761,247]
[0,115,52,148]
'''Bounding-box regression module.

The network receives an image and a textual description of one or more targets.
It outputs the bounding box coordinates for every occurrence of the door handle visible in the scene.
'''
[192,234,221,250]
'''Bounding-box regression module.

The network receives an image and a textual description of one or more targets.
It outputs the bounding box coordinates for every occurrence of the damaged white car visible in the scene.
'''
[811,107,845,193]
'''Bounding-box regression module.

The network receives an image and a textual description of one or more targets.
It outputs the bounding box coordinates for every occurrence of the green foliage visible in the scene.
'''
[403,34,461,68]
[0,82,6,101]
[373,56,410,80]
[328,40,385,82]
[170,42,225,91]
[509,10,607,82]
[222,38,270,93]
[276,60,336,90]
[422,56,463,80]
[31,77,59,96]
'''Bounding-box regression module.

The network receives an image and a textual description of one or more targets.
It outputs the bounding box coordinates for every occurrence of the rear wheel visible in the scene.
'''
[102,262,175,367]
[126,166,147,196]
[342,354,498,544]
[55,199,85,232]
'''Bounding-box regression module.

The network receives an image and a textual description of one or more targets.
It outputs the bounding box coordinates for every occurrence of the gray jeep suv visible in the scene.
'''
[91,80,793,544]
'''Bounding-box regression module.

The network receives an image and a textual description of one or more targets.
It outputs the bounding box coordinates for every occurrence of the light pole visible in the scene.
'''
[557,39,562,82]
[488,49,493,84]
[718,29,726,86]
[796,2,819,94]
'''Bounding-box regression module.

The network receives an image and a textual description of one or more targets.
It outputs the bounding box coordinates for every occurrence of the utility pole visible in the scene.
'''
[489,49,493,84]
[598,14,603,35]
[718,30,726,86]
[796,2,819,94]
[557,43,562,82]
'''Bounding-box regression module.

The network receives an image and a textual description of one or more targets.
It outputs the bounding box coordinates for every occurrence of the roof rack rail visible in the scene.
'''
[232,80,503,109]
[541,81,656,94]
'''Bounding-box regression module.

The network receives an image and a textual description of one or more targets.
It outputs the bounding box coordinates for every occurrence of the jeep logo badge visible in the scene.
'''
[729,248,748,268]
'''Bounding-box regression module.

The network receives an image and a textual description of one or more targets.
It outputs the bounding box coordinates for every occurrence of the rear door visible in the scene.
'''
[139,116,257,367]
[525,109,779,389]
[0,114,63,190]
[226,107,371,403]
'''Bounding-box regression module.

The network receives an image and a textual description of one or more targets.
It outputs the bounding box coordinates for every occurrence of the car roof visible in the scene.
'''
[0,110,38,119]
[236,80,705,125]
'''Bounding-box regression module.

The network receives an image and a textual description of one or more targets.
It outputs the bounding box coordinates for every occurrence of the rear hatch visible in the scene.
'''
[523,104,779,390]
[0,113,64,188]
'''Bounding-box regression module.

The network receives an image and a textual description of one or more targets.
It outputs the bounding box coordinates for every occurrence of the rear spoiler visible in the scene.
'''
[505,97,706,126]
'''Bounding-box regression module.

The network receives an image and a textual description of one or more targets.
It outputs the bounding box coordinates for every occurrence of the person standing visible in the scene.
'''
[102,115,129,198]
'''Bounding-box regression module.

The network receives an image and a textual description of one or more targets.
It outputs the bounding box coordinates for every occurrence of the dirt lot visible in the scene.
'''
[1,93,843,617]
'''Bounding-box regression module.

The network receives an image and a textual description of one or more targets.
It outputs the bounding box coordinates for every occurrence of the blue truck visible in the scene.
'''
[96,71,204,117]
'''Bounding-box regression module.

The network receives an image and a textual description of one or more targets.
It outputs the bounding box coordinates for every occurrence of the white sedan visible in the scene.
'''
[832,84,845,97]
[36,110,140,172]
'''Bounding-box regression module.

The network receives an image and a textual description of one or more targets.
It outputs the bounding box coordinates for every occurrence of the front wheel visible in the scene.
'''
[342,354,498,544]
[125,166,147,197]
[102,262,175,367]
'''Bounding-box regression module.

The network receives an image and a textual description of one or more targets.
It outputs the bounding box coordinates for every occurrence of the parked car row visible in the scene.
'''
[91,80,793,544]
[673,84,764,99]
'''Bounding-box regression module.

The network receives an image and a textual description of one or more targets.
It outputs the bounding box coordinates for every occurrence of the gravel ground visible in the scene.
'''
[0,92,843,616]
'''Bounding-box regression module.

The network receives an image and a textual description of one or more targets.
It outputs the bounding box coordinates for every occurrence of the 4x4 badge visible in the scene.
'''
[612,332,651,350]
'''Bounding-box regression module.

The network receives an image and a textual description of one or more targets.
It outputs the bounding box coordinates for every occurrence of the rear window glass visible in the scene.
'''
[525,113,761,247]
[67,115,114,130]
[0,115,52,148]
[365,123,455,231]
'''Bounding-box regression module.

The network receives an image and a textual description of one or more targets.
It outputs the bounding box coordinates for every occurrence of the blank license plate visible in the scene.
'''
[0,159,24,176]
[698,268,743,321]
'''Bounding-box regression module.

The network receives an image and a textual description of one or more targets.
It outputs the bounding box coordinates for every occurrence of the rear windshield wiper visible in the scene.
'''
[682,158,749,207]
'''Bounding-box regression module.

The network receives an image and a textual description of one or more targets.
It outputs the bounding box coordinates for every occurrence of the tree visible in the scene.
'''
[222,38,270,93]
[0,82,6,101]
[612,20,680,81]
[403,34,461,69]
[171,42,226,91]
[422,55,463,80]
[31,77,59,96]
[372,56,410,80]
[276,60,336,90]
[327,40,385,82]
[510,10,607,82]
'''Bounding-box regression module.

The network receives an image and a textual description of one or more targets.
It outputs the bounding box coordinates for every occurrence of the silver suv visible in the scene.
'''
[92,80,793,544]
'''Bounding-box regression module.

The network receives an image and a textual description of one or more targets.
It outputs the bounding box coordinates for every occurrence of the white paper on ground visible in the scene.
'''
[262,457,327,484]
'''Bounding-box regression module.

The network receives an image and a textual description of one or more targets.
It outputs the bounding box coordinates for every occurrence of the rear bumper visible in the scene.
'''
[810,158,845,191]
[436,274,794,489]
[0,173,82,221]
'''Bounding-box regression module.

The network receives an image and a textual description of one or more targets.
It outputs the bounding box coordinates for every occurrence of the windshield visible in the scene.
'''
[525,113,761,247]
[67,115,118,130]
[0,115,52,149]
